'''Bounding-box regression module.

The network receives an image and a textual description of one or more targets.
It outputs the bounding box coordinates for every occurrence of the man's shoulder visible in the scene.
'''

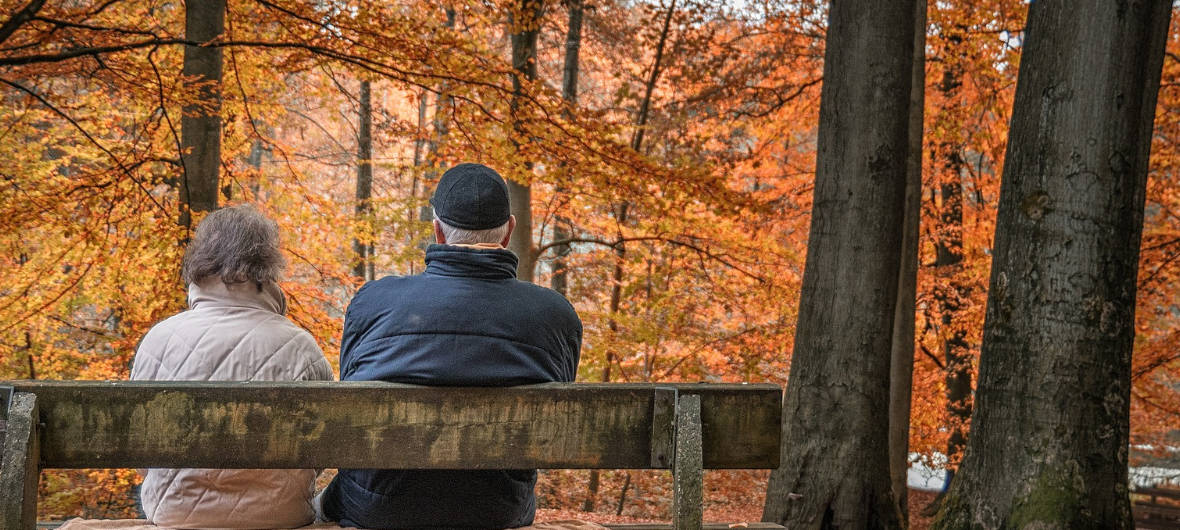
[350,274,424,303]
[507,281,581,328]
[513,280,575,308]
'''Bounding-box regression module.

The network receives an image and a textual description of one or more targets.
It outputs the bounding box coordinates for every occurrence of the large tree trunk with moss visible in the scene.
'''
[889,0,926,519]
[507,0,545,282]
[932,2,1171,528]
[761,0,914,528]
[179,0,225,229]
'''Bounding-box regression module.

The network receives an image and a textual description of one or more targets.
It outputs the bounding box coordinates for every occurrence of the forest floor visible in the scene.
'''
[534,470,939,529]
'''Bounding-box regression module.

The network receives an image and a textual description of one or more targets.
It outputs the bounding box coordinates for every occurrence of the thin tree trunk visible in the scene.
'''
[246,135,264,197]
[179,0,225,229]
[587,0,676,511]
[615,472,631,516]
[409,89,428,275]
[508,0,545,282]
[932,2,1171,528]
[926,27,975,498]
[762,0,915,527]
[419,8,456,251]
[889,0,926,520]
[17,253,34,380]
[562,1,588,503]
[24,330,34,380]
[552,0,583,297]
[353,80,373,281]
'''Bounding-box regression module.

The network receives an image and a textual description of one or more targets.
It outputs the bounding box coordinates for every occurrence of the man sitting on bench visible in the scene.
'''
[318,163,583,529]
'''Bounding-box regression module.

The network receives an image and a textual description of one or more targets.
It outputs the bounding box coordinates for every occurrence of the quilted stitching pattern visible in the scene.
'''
[131,280,331,529]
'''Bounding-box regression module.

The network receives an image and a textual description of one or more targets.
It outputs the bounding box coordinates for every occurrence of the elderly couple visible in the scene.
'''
[131,163,583,529]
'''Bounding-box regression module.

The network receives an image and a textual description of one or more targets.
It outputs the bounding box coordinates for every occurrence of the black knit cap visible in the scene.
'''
[429,163,512,230]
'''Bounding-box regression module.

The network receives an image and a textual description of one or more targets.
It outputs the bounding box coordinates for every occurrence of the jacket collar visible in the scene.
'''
[187,279,287,315]
[424,244,518,280]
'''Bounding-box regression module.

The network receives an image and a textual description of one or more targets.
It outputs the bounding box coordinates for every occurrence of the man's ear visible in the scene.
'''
[433,219,446,244]
[500,215,517,248]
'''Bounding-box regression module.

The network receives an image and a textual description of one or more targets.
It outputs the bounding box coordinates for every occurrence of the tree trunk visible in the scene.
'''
[889,0,926,520]
[563,2,590,505]
[409,89,428,275]
[507,0,545,282]
[762,0,915,528]
[587,0,676,511]
[552,0,583,298]
[179,0,225,229]
[245,123,267,198]
[419,8,456,253]
[931,2,1171,529]
[926,25,974,496]
[353,80,373,281]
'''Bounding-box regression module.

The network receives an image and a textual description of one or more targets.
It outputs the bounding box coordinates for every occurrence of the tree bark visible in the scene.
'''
[507,0,545,282]
[889,0,926,520]
[179,0,225,229]
[762,0,915,528]
[932,2,1171,528]
[353,80,373,281]
[552,0,583,298]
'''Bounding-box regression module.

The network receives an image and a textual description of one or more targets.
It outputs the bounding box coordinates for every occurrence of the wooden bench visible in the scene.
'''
[0,381,781,530]
[1134,486,1180,530]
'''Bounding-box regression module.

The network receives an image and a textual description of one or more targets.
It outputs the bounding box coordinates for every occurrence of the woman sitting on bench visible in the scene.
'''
[130,205,333,529]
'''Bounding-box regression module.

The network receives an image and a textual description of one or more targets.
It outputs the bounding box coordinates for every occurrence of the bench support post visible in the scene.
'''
[0,392,40,530]
[672,394,702,530]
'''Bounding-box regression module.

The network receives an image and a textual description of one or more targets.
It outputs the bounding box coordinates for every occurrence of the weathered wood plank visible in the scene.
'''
[8,382,780,470]
[650,388,676,468]
[670,384,781,469]
[0,392,40,530]
[673,395,703,530]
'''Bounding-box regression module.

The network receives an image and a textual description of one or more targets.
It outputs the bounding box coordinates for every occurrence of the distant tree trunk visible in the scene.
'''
[587,0,675,512]
[419,8,456,254]
[552,0,583,298]
[179,0,225,229]
[17,253,35,380]
[353,80,373,281]
[932,2,1170,528]
[889,0,926,519]
[508,0,545,282]
[246,135,265,197]
[409,89,428,274]
[926,25,974,499]
[762,0,915,528]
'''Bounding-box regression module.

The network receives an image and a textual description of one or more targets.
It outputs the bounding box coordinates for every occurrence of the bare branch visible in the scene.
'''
[0,77,169,215]
[0,0,46,46]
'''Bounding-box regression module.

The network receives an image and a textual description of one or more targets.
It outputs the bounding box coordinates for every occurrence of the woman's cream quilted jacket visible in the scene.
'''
[131,279,332,529]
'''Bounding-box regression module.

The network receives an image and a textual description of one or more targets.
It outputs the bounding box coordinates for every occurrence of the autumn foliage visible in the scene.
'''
[0,0,1177,523]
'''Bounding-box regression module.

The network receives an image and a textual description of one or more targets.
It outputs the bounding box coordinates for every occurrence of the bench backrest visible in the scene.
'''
[11,381,780,469]
[1,381,782,530]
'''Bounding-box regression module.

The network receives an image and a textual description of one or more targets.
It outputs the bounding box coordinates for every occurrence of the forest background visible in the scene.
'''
[0,0,1177,524]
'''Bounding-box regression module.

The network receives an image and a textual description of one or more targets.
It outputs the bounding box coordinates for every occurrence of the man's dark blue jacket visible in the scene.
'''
[320,244,582,529]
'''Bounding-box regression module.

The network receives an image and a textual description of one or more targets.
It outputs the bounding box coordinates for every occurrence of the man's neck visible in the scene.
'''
[447,242,504,250]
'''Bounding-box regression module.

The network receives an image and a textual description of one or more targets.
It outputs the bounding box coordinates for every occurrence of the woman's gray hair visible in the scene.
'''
[182,205,285,286]
[433,208,511,245]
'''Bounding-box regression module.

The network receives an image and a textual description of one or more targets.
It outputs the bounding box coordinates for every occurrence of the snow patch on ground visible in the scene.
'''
[905,452,1180,492]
